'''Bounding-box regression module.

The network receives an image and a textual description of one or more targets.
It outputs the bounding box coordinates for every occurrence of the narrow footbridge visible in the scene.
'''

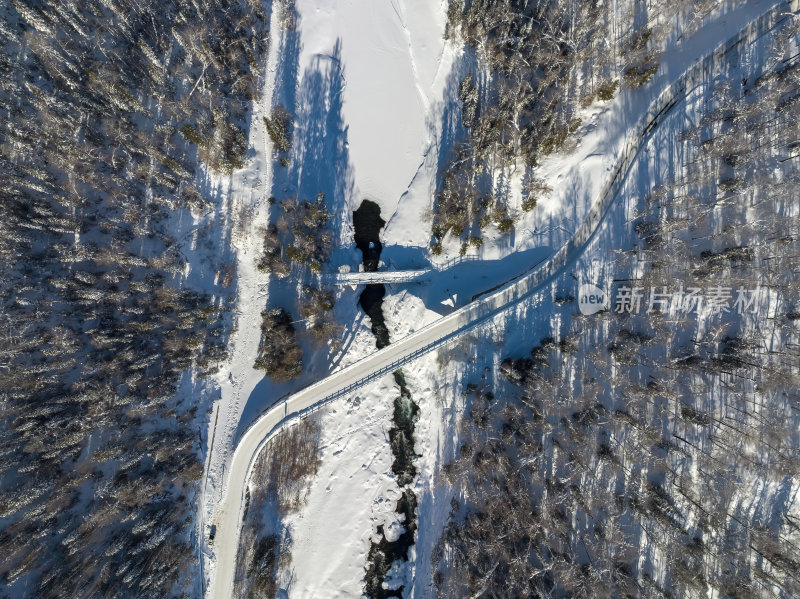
[325,255,478,286]
[326,269,431,285]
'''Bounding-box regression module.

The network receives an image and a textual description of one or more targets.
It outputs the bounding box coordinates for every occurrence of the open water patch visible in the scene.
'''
[353,199,389,348]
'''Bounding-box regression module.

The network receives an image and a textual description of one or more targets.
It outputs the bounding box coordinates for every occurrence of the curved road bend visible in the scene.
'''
[209,3,800,597]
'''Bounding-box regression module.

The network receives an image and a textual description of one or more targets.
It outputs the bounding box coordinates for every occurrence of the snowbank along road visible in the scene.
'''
[208,2,800,597]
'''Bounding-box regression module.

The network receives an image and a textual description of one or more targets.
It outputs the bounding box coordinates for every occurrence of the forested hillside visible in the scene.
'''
[433,21,800,597]
[0,0,266,595]
[433,0,742,253]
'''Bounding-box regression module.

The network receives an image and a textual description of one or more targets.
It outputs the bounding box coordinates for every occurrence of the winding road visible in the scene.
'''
[208,3,800,597]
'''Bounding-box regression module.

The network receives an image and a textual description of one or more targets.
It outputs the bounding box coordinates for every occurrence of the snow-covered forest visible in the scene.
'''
[433,8,800,598]
[0,0,266,595]
[1,0,798,598]
[431,0,743,256]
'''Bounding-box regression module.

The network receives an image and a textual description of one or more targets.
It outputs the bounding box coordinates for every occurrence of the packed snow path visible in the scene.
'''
[208,3,800,597]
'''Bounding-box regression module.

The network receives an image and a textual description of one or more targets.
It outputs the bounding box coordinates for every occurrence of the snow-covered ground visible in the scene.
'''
[202,0,797,596]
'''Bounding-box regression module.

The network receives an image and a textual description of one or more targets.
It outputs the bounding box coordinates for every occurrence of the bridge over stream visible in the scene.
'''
[325,255,478,286]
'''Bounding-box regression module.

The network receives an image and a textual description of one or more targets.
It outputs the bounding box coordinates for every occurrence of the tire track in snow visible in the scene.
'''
[390,0,431,116]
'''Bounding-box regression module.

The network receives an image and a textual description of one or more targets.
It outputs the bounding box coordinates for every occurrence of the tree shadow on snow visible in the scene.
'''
[239,36,356,437]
